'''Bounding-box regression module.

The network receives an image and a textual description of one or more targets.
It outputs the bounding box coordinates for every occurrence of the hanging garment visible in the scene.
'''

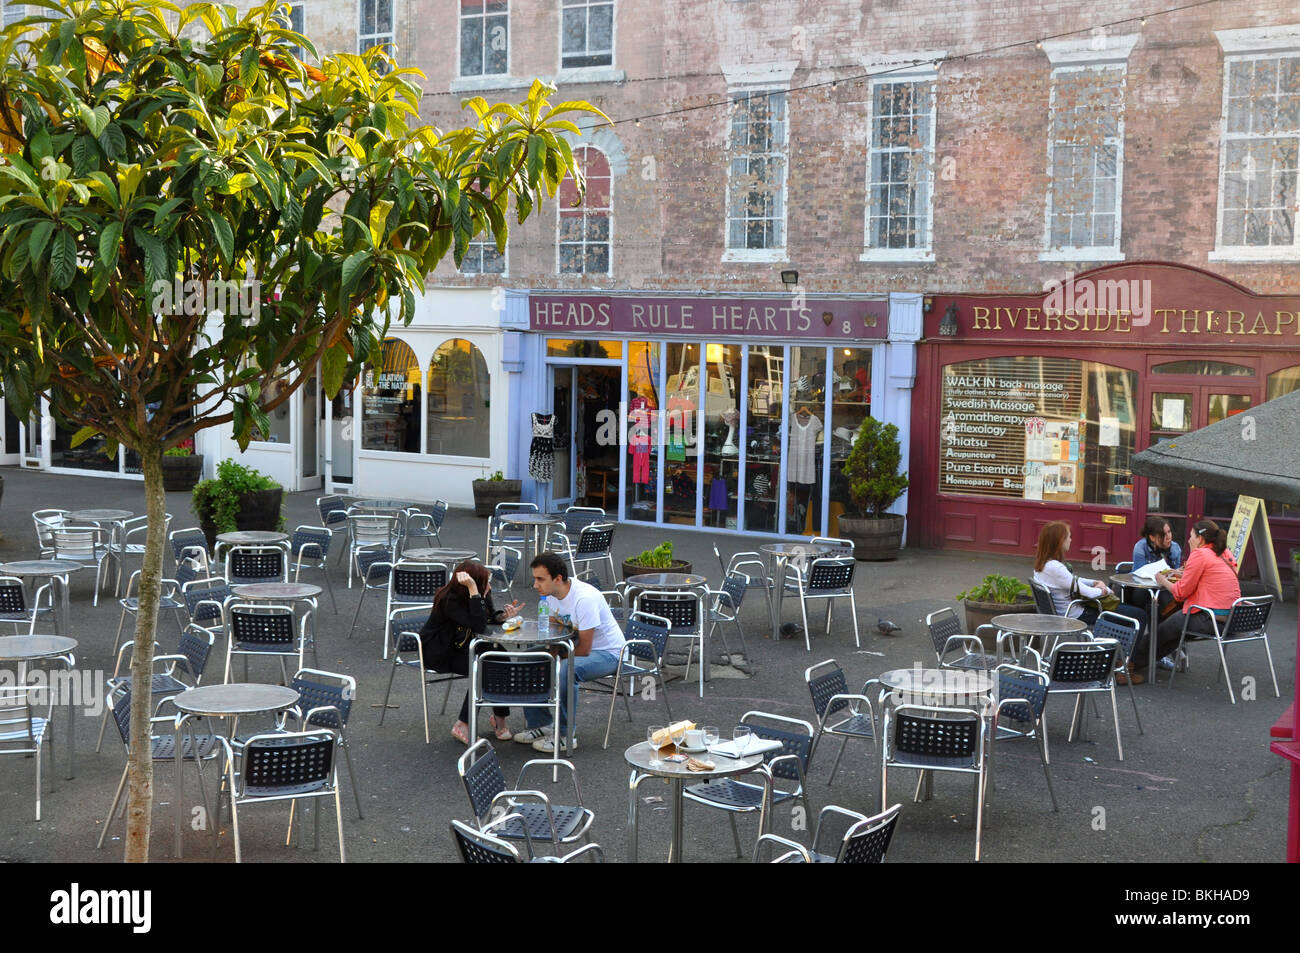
[628,395,653,485]
[665,392,693,462]
[529,412,556,481]
[789,413,823,484]
[708,477,729,511]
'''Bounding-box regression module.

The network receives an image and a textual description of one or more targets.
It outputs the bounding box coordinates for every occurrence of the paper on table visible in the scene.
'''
[710,737,782,758]
[1133,558,1169,580]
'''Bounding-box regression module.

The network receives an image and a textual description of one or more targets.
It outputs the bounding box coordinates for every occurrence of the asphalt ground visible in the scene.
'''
[0,464,1293,867]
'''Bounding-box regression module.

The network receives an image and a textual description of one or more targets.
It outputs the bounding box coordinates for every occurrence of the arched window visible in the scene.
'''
[558,146,611,275]
[428,339,490,457]
[362,338,422,452]
[1267,365,1300,400]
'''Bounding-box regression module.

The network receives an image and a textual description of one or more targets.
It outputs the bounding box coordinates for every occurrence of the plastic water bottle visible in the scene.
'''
[538,600,550,637]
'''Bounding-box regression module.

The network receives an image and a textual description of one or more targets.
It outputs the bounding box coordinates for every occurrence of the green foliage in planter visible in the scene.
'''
[627,542,674,569]
[841,417,909,518]
[957,574,1031,605]
[193,460,281,534]
[488,471,506,481]
[163,446,194,457]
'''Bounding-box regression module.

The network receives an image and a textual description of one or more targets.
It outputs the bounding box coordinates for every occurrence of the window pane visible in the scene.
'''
[561,7,584,54]
[744,345,782,533]
[663,343,700,526]
[589,3,612,53]
[625,341,660,522]
[786,347,826,534]
[485,15,508,73]
[427,339,490,457]
[363,338,422,453]
[460,18,483,75]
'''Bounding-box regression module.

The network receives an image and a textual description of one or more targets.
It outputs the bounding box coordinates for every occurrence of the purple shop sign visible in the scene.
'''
[530,294,888,341]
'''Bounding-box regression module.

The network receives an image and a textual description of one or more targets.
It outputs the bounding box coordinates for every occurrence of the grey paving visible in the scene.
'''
[0,466,1292,863]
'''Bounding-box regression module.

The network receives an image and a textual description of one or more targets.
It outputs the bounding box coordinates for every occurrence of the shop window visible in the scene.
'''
[1212,34,1299,260]
[362,338,421,453]
[744,345,783,533]
[1043,64,1126,257]
[561,0,613,69]
[786,347,826,534]
[249,374,293,444]
[461,237,506,276]
[701,343,743,529]
[1267,364,1300,399]
[1152,360,1254,376]
[662,343,700,526]
[939,356,1138,506]
[864,79,935,258]
[546,339,622,359]
[725,91,787,256]
[558,147,611,276]
[460,0,508,77]
[427,339,490,457]
[359,0,394,73]
[624,341,660,522]
[829,347,873,527]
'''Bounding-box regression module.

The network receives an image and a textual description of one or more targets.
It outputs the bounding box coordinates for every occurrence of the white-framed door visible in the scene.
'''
[0,397,21,466]
[325,379,356,493]
[298,372,324,491]
[549,365,575,508]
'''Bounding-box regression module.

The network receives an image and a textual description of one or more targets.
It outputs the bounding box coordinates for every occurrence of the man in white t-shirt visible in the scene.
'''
[512,552,626,753]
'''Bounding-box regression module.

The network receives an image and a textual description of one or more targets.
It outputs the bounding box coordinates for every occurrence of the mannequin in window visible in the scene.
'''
[789,404,822,533]
[628,392,653,486]
[529,412,555,481]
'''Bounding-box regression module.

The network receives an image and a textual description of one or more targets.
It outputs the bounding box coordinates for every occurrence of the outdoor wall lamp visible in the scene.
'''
[780,269,799,288]
[939,302,959,336]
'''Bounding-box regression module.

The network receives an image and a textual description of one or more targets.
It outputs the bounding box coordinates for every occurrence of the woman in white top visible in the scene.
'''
[1032,520,1147,629]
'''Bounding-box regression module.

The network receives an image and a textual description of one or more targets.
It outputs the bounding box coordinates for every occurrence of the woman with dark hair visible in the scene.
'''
[1133,515,1183,573]
[1146,519,1241,667]
[420,560,525,746]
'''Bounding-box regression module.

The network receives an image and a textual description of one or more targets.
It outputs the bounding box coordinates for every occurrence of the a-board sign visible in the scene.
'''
[1225,495,1283,600]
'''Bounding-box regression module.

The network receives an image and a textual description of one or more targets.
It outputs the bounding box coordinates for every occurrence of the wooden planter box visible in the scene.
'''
[472,479,523,517]
[963,597,1036,649]
[161,454,204,492]
[837,514,904,561]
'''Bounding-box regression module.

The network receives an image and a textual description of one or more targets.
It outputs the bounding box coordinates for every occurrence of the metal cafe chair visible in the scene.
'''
[753,803,902,864]
[703,571,752,672]
[635,589,707,697]
[450,816,605,863]
[181,576,234,641]
[401,500,448,551]
[211,729,347,863]
[169,526,211,574]
[0,574,54,636]
[485,502,538,563]
[925,606,1004,672]
[1045,638,1125,761]
[456,738,595,858]
[285,669,364,819]
[804,659,878,785]
[109,513,174,596]
[796,557,860,651]
[682,711,815,861]
[289,525,338,614]
[1029,578,1090,624]
[551,521,617,584]
[226,544,289,586]
[560,505,606,535]
[1091,610,1144,733]
[469,650,562,752]
[223,602,309,684]
[578,610,674,750]
[1170,595,1280,705]
[712,542,772,611]
[486,544,522,594]
[345,546,396,643]
[97,686,220,848]
[345,512,400,588]
[381,559,445,660]
[316,495,352,564]
[51,525,114,606]
[378,605,463,745]
[32,508,69,558]
[990,663,1058,812]
[0,671,59,820]
[881,702,989,861]
[115,559,204,645]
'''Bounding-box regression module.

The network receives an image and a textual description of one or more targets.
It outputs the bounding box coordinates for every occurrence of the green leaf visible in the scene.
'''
[28,220,54,265]
[98,220,122,270]
[239,47,259,88]
[69,425,100,448]
[206,210,233,263]
[79,104,111,139]
[222,172,257,193]
[71,135,98,176]
[321,339,346,397]
[526,135,544,186]
[97,123,126,160]
[340,249,370,293]
[48,229,76,289]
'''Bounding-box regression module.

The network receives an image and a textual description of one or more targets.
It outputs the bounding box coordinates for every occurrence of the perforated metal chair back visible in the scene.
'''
[637,591,699,632]
[184,581,232,623]
[624,612,670,662]
[563,507,606,534]
[996,670,1049,725]
[460,744,508,819]
[241,732,335,797]
[807,558,854,592]
[429,501,448,531]
[1092,611,1139,661]
[893,710,981,761]
[290,672,354,730]
[317,495,349,526]
[392,563,446,600]
[926,607,962,657]
[489,547,521,588]
[575,523,615,556]
[0,578,27,615]
[806,661,851,720]
[1029,580,1057,616]
[1225,597,1272,638]
[1049,641,1118,684]
[230,605,297,648]
[228,547,286,584]
[450,819,522,863]
[356,546,394,583]
[480,657,554,702]
[292,527,332,560]
[811,536,855,557]
[170,528,209,565]
[388,611,425,655]
[744,714,814,782]
[720,572,748,610]
[177,629,214,682]
[109,683,134,748]
[174,562,203,588]
[838,806,901,863]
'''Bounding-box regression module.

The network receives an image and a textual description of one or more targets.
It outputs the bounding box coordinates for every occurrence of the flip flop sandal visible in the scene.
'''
[451,723,471,746]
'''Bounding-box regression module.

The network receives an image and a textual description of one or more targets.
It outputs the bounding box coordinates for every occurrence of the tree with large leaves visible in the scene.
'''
[0,0,603,861]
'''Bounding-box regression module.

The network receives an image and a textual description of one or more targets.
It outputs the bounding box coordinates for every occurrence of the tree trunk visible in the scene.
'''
[125,447,167,862]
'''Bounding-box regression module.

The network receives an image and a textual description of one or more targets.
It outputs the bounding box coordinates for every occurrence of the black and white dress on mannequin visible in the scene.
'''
[529,412,555,481]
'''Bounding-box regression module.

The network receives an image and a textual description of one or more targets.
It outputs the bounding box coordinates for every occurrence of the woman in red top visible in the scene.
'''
[1148,518,1241,662]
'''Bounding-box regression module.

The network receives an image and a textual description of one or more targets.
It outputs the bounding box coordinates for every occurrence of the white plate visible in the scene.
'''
[676,743,710,754]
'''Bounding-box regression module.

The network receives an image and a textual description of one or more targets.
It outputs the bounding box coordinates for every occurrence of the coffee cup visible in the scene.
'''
[684,728,706,749]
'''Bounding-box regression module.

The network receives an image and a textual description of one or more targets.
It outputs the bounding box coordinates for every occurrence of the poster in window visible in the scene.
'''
[1058,463,1077,494]
[1024,461,1044,501]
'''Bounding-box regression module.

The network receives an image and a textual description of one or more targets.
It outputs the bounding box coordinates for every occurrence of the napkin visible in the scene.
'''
[710,737,782,758]
[650,721,695,748]
[686,757,715,772]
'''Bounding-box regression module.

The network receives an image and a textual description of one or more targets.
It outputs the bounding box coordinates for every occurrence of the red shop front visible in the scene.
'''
[909,261,1300,576]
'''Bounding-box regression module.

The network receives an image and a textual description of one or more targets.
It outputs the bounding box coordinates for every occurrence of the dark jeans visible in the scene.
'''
[424,641,509,725]
[1150,610,1220,662]
[1080,603,1148,630]
[459,696,509,725]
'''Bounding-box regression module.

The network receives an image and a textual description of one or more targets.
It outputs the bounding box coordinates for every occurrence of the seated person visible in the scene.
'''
[420,561,524,746]
[1032,519,1148,630]
[512,552,626,754]
[1126,516,1184,618]
[1146,519,1241,666]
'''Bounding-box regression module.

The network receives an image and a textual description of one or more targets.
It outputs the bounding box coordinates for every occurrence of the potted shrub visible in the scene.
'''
[837,417,909,560]
[958,573,1036,647]
[160,440,204,491]
[192,459,284,551]
[472,469,522,517]
[621,541,693,580]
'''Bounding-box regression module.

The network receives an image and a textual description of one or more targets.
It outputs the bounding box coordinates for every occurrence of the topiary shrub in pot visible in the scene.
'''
[837,417,909,560]
[192,459,283,552]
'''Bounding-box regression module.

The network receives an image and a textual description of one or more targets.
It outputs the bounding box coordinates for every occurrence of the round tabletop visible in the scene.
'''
[216,531,289,545]
[623,741,764,779]
[0,634,78,661]
[354,500,410,511]
[484,620,574,647]
[402,548,478,563]
[626,572,709,590]
[498,514,563,526]
[173,683,300,718]
[232,582,322,601]
[1111,572,1163,590]
[0,559,84,577]
[883,665,993,696]
[759,542,834,557]
[991,613,1089,636]
[67,508,133,521]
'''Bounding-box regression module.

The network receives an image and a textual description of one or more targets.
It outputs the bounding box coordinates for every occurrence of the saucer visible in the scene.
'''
[676,743,710,754]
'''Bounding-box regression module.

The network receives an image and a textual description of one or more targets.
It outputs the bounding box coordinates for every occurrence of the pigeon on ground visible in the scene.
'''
[877,618,902,636]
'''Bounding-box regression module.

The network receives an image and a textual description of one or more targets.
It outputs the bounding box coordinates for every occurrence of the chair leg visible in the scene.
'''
[97,765,129,848]
[335,787,346,863]
[347,587,368,640]
[602,676,620,750]
[799,596,811,652]
[828,736,849,785]
[419,661,431,744]
[1039,732,1059,811]
[379,659,400,726]
[324,571,338,614]
[1264,638,1280,698]
[341,736,363,819]
[1125,676,1144,735]
[1216,639,1236,704]
[1109,688,1124,761]
[974,768,985,862]
[728,812,742,859]
[849,593,861,648]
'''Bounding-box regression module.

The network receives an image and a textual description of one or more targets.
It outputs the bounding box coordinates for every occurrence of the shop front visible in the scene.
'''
[910,262,1300,576]
[508,290,922,539]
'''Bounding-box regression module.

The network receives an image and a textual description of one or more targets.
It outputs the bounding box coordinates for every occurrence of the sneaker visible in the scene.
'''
[532,735,576,753]
[1176,650,1189,673]
[1157,655,1176,671]
[512,725,552,744]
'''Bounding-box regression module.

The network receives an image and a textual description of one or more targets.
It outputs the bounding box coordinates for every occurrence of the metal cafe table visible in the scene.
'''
[0,634,78,778]
[402,548,477,564]
[231,582,323,658]
[496,513,563,564]
[625,741,766,863]
[1110,572,1165,683]
[624,571,708,604]
[758,542,835,639]
[0,559,81,636]
[992,613,1089,660]
[471,621,576,756]
[170,682,300,858]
